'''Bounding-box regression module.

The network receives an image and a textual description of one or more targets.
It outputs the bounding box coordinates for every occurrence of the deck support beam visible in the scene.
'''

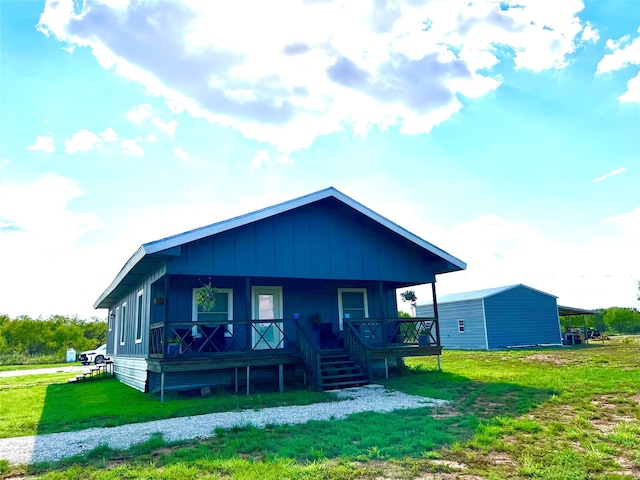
[279,364,284,392]
[160,372,165,403]
[246,365,250,395]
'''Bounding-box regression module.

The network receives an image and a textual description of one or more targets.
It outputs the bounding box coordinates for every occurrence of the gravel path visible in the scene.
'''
[0,384,449,466]
[0,366,86,378]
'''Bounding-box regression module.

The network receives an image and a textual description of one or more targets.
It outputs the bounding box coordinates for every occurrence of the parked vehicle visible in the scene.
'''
[78,344,108,365]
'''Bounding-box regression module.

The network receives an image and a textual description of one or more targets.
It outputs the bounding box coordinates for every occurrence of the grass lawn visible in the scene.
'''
[1,337,639,479]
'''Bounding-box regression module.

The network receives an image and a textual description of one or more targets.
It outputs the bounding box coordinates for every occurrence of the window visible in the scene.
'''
[192,288,233,337]
[135,290,144,343]
[338,288,368,330]
[458,320,465,333]
[108,310,114,332]
[120,302,127,345]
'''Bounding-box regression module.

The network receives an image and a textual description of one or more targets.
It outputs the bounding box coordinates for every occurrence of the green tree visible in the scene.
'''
[603,307,639,334]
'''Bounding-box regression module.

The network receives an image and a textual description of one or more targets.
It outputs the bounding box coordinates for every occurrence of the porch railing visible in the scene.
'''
[149,319,298,358]
[342,317,440,381]
[345,317,439,348]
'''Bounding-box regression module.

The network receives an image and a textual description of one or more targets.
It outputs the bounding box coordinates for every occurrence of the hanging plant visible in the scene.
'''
[196,278,217,311]
[400,290,417,304]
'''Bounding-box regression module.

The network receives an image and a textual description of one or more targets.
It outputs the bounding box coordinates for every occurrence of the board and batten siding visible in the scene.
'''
[484,286,562,349]
[417,300,488,350]
[109,265,166,358]
[166,200,441,284]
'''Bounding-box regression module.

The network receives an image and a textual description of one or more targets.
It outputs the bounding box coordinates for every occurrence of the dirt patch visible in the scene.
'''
[609,455,640,478]
[430,406,461,419]
[485,452,516,467]
[520,354,569,365]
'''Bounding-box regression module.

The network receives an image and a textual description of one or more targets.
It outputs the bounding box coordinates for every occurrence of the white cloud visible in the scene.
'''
[126,103,152,124]
[251,150,271,168]
[27,135,55,153]
[619,72,640,104]
[597,29,640,74]
[64,129,102,153]
[596,27,640,103]
[580,21,599,43]
[173,147,189,162]
[146,132,158,142]
[420,210,640,311]
[0,175,103,318]
[592,167,627,183]
[65,128,145,155]
[151,117,178,136]
[99,127,119,143]
[120,138,144,156]
[37,0,592,153]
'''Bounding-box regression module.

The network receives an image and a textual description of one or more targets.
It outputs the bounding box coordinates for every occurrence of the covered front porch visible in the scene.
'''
[147,315,442,400]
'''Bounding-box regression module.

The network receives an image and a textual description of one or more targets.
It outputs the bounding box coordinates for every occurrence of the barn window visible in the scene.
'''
[458,320,465,333]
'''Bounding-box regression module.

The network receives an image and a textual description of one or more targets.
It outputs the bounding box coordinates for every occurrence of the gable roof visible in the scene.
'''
[94,187,466,308]
[421,284,557,305]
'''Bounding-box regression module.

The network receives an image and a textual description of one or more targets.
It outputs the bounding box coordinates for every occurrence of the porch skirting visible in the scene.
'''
[113,356,148,392]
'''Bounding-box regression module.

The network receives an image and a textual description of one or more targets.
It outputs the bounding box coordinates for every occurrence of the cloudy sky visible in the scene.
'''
[1,0,638,320]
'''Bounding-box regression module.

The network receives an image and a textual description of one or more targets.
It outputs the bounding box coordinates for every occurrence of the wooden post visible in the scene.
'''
[235,367,238,393]
[246,365,250,395]
[431,282,441,347]
[163,275,170,358]
[279,364,284,392]
[245,277,252,351]
[160,372,165,403]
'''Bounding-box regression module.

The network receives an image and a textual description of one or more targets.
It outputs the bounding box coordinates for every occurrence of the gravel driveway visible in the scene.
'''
[0,384,449,466]
[0,366,86,378]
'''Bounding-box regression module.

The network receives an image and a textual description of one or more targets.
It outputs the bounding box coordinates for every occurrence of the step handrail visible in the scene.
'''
[342,320,372,382]
[295,321,322,389]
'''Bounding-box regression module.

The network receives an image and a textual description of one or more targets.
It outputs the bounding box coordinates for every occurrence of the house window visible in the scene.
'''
[192,288,233,337]
[108,310,114,332]
[458,320,465,333]
[135,290,144,343]
[120,302,127,345]
[338,288,369,330]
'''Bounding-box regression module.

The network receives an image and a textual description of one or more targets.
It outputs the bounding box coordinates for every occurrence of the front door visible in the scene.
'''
[251,286,283,350]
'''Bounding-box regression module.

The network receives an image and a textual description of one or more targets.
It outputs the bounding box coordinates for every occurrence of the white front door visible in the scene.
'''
[251,286,283,350]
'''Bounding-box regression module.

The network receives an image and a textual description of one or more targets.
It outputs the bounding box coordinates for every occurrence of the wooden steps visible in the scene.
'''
[68,362,113,383]
[319,350,368,390]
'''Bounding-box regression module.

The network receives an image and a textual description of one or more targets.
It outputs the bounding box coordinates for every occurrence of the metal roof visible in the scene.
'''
[558,305,597,316]
[421,284,558,305]
[94,186,467,309]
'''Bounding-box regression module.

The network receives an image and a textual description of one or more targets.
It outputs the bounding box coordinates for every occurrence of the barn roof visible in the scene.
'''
[94,187,466,309]
[422,284,558,305]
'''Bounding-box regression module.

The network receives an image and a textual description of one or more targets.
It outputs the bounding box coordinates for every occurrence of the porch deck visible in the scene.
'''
[146,317,441,399]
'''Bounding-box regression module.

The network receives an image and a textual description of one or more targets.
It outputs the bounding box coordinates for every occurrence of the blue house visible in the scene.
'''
[416,284,563,350]
[94,187,466,398]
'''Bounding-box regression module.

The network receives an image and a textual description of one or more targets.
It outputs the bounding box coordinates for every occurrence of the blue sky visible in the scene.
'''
[1,0,638,319]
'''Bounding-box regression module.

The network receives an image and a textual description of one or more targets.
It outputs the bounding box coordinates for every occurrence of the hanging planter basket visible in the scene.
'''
[196,280,217,311]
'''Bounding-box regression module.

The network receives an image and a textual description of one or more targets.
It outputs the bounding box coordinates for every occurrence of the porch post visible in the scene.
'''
[432,282,442,371]
[378,281,388,346]
[245,277,252,351]
[431,282,441,345]
[160,372,165,403]
[163,275,170,358]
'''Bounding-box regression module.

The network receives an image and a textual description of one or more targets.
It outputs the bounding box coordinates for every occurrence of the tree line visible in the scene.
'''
[560,307,640,335]
[0,314,106,364]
